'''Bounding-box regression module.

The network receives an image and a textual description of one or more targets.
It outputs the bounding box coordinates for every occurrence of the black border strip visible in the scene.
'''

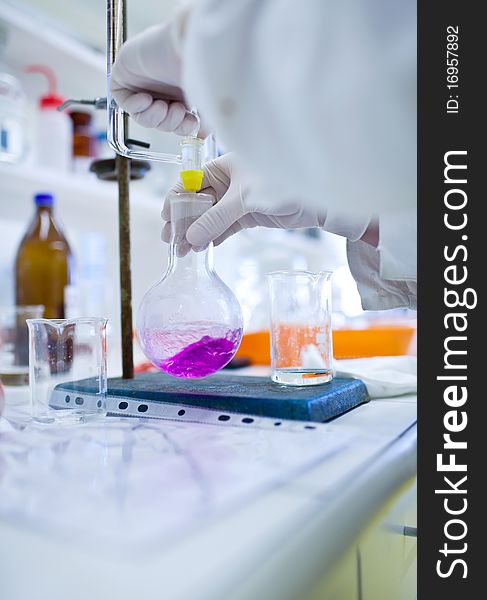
[418,2,484,596]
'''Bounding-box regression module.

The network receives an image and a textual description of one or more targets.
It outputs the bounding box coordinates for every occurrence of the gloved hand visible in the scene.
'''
[110,13,199,136]
[161,153,329,247]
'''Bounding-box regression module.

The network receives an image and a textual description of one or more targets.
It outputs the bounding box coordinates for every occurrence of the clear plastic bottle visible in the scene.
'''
[0,25,26,163]
[26,65,72,172]
[136,193,243,378]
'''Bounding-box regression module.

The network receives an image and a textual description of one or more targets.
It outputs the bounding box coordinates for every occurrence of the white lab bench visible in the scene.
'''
[0,386,416,600]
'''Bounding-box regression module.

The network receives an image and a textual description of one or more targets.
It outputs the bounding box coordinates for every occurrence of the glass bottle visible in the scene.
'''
[70,110,94,174]
[136,193,243,378]
[15,193,73,319]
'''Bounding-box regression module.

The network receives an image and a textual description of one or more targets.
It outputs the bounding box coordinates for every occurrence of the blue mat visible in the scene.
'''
[104,372,370,422]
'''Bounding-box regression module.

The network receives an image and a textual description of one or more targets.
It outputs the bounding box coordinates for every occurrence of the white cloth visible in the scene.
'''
[335,355,417,398]
[182,0,417,307]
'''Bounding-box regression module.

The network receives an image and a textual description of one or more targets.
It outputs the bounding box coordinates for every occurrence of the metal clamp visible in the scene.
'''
[106,0,186,164]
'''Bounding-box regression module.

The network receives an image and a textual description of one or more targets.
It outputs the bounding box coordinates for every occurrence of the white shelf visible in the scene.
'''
[0,161,162,221]
[0,0,106,100]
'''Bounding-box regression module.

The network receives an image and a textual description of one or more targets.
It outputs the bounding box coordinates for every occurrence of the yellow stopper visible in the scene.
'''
[180,169,204,192]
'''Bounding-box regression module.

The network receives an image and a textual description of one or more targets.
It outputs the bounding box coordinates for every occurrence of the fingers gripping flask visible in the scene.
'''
[136,141,243,377]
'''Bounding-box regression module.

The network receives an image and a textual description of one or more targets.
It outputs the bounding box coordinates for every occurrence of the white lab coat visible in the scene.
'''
[182,0,417,310]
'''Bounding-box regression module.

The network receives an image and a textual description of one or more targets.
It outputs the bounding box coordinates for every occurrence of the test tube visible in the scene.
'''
[180,137,205,192]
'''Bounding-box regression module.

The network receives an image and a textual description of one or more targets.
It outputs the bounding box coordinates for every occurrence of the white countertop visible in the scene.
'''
[0,384,416,600]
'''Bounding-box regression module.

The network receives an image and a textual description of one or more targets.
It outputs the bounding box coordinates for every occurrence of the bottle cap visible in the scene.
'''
[34,193,54,207]
[39,94,65,109]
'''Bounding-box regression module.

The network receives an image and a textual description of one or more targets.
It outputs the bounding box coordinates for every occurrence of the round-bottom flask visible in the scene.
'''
[136,193,243,378]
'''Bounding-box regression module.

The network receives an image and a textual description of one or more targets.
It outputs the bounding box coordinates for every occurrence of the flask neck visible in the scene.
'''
[167,240,214,275]
[166,192,215,276]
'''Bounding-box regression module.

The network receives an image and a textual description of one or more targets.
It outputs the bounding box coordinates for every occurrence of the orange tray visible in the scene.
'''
[235,325,416,365]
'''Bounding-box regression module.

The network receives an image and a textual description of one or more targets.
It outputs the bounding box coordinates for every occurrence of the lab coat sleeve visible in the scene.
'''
[182,0,417,220]
[346,235,417,311]
[328,205,416,310]
[378,209,417,281]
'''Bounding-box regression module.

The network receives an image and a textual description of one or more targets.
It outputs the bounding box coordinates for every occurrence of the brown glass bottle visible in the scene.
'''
[15,193,72,319]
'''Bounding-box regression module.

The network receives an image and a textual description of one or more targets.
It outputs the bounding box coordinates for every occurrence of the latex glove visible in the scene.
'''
[110,16,199,136]
[161,153,329,248]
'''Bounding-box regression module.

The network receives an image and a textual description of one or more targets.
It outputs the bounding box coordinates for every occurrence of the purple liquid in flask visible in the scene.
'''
[140,323,242,378]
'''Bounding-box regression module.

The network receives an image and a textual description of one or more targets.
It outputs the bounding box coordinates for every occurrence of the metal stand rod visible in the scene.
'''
[117,151,134,379]
[108,0,134,378]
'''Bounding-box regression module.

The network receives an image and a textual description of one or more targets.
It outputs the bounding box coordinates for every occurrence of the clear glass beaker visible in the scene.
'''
[267,271,333,386]
[0,305,44,386]
[137,193,243,378]
[26,318,108,423]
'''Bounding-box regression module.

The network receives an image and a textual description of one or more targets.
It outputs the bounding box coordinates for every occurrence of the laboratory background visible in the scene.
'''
[0,1,417,599]
[0,0,416,376]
